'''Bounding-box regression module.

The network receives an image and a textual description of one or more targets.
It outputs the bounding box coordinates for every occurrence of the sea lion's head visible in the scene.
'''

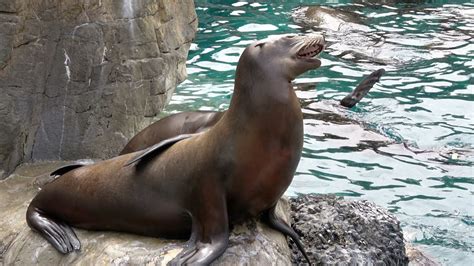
[240,33,325,81]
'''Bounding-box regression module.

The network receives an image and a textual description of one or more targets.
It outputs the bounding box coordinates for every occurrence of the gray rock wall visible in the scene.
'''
[0,0,197,178]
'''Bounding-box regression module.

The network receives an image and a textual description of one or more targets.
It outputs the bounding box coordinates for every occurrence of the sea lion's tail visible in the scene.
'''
[340,68,385,108]
[26,204,81,253]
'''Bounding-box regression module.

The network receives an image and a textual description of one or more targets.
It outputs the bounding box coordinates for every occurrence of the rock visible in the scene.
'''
[289,194,410,265]
[0,162,291,265]
[406,244,440,266]
[0,0,198,179]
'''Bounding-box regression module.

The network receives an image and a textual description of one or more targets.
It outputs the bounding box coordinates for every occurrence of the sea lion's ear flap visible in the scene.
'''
[124,133,199,167]
[255,42,265,48]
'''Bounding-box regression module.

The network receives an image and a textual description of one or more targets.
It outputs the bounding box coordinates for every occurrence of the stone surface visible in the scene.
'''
[289,194,409,265]
[0,162,291,265]
[288,194,439,265]
[406,244,440,266]
[0,0,197,179]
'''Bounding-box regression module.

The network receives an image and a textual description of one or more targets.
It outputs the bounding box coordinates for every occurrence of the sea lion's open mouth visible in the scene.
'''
[297,43,324,59]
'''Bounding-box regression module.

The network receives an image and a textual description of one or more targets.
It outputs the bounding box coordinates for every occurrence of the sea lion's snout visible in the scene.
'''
[242,33,326,80]
[296,34,325,60]
[285,33,325,78]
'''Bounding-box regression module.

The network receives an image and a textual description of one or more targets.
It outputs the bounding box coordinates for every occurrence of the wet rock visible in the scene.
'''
[289,194,410,265]
[406,244,440,266]
[0,162,291,265]
[0,0,198,179]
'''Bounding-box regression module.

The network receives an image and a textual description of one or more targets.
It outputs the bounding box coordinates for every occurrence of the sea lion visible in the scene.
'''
[120,111,224,155]
[119,69,385,155]
[26,33,325,265]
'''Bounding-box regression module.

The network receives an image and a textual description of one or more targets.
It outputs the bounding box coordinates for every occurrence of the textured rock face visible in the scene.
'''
[289,194,409,265]
[0,162,291,265]
[0,0,197,178]
[405,244,439,266]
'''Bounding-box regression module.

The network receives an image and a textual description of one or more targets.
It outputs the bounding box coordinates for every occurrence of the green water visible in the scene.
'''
[165,1,474,264]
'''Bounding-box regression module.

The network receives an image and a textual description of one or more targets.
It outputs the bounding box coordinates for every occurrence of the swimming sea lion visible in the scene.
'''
[119,69,385,155]
[26,33,325,265]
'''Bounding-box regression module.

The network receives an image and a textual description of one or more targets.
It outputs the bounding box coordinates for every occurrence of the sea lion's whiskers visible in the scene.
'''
[293,40,307,52]
[310,36,323,48]
[289,39,300,46]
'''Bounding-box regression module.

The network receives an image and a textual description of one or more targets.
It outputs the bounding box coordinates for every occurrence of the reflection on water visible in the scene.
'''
[164,1,473,264]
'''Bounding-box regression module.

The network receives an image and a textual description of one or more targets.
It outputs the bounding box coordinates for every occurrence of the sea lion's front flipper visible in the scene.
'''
[262,205,311,264]
[125,133,199,167]
[168,184,229,265]
[340,68,385,108]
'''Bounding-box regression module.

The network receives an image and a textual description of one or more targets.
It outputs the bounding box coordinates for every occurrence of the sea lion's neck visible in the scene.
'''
[228,74,294,115]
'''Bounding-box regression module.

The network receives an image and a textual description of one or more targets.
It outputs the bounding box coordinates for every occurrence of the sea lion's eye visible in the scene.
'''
[255,43,265,48]
[287,35,296,39]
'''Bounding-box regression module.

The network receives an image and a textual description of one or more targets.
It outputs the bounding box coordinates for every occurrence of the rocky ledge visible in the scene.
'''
[289,194,438,265]
[0,162,436,265]
[290,194,408,264]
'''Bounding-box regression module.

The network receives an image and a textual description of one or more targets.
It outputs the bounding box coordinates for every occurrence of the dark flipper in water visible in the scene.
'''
[124,133,199,167]
[340,68,385,108]
[26,205,81,254]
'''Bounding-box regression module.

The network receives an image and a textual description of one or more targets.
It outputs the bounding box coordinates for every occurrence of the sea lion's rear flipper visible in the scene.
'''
[262,205,311,264]
[340,68,385,108]
[124,133,198,167]
[26,205,81,254]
